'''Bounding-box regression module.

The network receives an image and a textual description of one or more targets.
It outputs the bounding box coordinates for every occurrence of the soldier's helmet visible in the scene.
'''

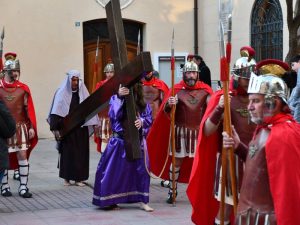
[103,62,114,73]
[232,46,256,79]
[183,61,198,73]
[4,59,20,71]
[255,59,289,78]
[248,73,289,104]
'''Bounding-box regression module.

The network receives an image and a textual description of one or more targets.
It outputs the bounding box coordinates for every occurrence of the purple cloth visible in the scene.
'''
[92,95,152,207]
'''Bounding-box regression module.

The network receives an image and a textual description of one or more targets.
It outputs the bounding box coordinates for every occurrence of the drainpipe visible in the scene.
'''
[194,0,199,55]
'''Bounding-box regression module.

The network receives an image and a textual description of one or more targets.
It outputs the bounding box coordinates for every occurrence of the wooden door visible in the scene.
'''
[84,40,138,93]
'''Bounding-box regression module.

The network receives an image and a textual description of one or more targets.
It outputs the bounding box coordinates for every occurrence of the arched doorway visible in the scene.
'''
[250,0,283,61]
[83,19,143,93]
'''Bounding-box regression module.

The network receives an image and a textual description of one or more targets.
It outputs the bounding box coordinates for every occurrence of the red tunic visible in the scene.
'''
[147,80,212,183]
[0,79,38,169]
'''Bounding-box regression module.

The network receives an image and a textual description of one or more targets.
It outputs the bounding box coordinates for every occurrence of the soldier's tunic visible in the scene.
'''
[147,80,213,183]
[171,89,209,157]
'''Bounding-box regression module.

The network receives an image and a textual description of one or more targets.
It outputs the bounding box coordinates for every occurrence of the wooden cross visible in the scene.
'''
[60,0,152,160]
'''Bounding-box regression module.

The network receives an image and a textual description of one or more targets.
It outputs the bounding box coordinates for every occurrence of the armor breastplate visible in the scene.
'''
[175,89,208,129]
[143,85,162,120]
[236,128,276,225]
[0,87,27,123]
[231,95,256,145]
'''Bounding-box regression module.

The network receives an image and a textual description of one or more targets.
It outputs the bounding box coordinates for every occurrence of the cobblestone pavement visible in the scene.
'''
[0,138,194,225]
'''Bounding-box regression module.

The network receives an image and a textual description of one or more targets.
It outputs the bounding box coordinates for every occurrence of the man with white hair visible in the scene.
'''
[223,74,300,224]
[48,70,99,186]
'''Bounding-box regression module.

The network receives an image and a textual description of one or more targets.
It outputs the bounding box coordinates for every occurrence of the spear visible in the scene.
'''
[218,0,237,224]
[92,36,100,91]
[137,29,141,55]
[170,28,176,206]
[0,27,4,72]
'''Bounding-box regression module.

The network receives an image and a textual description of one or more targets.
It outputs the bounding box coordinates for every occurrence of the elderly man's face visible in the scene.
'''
[248,94,265,124]
[71,76,79,91]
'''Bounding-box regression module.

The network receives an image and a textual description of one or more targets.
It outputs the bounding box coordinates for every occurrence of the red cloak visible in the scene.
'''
[0,80,38,169]
[147,80,212,183]
[186,90,223,225]
[265,113,300,224]
[142,76,169,97]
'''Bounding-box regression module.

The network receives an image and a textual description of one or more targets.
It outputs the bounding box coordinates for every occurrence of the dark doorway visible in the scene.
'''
[83,19,144,93]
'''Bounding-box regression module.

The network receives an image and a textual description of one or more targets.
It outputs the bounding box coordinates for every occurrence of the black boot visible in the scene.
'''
[1,170,12,197]
[19,187,32,198]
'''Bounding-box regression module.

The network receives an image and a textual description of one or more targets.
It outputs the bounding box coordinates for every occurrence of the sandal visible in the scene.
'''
[19,187,32,198]
[1,187,12,197]
[75,181,86,187]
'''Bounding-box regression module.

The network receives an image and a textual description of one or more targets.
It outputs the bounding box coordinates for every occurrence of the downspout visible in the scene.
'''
[194,0,199,55]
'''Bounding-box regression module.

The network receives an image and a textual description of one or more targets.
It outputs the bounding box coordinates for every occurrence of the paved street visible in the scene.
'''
[0,138,193,225]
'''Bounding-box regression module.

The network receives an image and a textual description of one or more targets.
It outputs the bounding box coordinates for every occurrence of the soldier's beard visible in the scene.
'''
[7,71,16,83]
[184,78,197,87]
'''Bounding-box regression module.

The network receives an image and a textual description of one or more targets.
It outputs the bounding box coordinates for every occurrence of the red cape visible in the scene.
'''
[147,80,212,183]
[186,90,223,225]
[142,77,169,97]
[0,80,38,169]
[265,113,300,224]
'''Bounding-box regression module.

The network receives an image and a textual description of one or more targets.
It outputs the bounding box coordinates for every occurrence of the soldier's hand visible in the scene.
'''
[168,95,178,106]
[218,94,232,108]
[118,85,129,97]
[28,128,35,140]
[222,126,240,150]
[134,118,142,130]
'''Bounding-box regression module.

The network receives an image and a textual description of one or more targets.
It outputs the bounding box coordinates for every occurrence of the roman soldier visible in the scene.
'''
[94,61,115,152]
[223,73,300,224]
[0,52,38,198]
[141,70,169,120]
[147,61,212,204]
[187,46,257,225]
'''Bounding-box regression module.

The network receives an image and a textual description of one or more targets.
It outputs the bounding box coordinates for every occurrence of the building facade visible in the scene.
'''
[0,0,289,137]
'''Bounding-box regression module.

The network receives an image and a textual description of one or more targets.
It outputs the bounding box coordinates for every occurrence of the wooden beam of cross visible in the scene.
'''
[60,52,152,139]
[105,0,152,160]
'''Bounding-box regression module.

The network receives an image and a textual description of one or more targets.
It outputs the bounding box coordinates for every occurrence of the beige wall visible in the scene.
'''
[0,0,289,138]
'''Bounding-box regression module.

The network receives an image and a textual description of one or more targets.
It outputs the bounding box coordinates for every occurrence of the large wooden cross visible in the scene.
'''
[60,0,152,160]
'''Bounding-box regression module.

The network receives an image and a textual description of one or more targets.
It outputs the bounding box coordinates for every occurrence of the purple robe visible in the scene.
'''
[92,95,152,207]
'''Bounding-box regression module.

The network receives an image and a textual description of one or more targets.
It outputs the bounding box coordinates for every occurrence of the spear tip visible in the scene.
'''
[1,27,4,40]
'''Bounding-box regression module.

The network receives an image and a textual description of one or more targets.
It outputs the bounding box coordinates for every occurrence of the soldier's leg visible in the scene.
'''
[166,157,183,204]
[17,151,32,198]
[1,170,12,197]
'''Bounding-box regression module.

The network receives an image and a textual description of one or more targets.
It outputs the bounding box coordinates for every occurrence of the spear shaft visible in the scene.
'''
[92,36,100,91]
[170,29,176,206]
